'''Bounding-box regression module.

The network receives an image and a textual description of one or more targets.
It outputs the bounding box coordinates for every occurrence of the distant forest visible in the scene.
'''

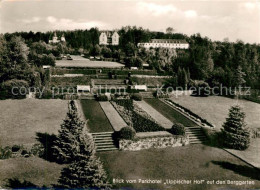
[2,26,260,89]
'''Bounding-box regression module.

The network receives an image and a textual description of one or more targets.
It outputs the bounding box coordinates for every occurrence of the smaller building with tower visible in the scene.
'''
[49,32,66,44]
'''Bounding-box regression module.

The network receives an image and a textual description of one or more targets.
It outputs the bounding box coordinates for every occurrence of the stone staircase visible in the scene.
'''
[185,127,207,144]
[91,132,118,152]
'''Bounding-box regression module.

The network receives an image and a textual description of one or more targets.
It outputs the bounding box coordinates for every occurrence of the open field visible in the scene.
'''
[0,99,68,147]
[0,157,63,188]
[99,102,127,131]
[170,96,260,130]
[56,59,124,68]
[80,100,113,133]
[144,99,199,127]
[98,145,260,189]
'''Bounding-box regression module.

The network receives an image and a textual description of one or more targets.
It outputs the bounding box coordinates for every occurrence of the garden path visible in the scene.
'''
[99,102,128,131]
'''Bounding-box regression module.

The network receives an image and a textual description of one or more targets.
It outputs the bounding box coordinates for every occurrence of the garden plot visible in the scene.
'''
[99,102,127,131]
[134,100,173,129]
[110,99,165,132]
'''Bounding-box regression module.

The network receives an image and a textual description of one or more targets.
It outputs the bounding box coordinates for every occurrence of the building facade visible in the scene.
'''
[137,39,189,49]
[99,31,120,46]
[49,32,66,44]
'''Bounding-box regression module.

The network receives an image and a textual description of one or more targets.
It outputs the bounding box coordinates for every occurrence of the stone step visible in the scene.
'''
[92,134,113,137]
[96,144,117,148]
[96,147,118,152]
[93,136,113,140]
[93,139,114,143]
[94,141,115,145]
[91,132,114,135]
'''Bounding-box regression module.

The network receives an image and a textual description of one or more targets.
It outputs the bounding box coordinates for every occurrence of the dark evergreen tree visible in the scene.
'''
[58,133,110,189]
[53,100,85,163]
[221,105,250,150]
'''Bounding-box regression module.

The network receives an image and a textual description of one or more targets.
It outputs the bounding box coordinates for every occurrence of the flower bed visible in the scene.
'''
[111,99,165,132]
[119,132,189,151]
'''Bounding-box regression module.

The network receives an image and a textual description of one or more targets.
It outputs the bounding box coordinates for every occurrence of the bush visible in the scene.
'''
[0,146,12,159]
[131,93,143,101]
[96,95,108,101]
[170,123,186,135]
[12,145,21,152]
[119,127,136,140]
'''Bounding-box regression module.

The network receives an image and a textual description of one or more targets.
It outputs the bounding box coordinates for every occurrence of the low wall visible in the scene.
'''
[119,133,189,151]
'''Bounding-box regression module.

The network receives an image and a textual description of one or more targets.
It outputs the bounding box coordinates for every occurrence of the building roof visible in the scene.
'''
[150,39,188,44]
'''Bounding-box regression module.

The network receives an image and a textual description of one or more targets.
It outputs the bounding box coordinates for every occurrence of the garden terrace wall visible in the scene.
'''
[119,131,189,151]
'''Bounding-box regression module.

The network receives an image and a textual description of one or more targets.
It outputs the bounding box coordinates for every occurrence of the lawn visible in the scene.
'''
[56,60,124,68]
[0,157,63,188]
[98,145,260,189]
[80,100,113,133]
[144,99,199,127]
[0,99,68,147]
[169,95,260,130]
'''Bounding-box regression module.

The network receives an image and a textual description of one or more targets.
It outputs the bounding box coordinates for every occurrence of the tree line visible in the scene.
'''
[1,26,260,90]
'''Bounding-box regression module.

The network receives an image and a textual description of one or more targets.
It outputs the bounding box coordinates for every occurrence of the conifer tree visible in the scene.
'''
[53,100,85,163]
[58,134,110,189]
[221,105,250,150]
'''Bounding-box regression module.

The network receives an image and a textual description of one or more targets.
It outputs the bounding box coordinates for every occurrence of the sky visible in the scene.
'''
[0,0,259,43]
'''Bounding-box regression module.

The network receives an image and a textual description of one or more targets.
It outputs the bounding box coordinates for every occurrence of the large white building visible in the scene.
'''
[49,32,66,44]
[99,31,120,46]
[137,39,189,49]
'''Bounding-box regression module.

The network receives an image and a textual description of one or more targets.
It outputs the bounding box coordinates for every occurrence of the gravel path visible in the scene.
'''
[99,102,128,131]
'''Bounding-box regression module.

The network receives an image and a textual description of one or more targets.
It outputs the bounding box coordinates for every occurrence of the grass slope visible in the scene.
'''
[0,99,68,147]
[98,145,260,190]
[170,96,260,130]
[80,100,113,133]
[0,157,63,188]
[144,99,199,127]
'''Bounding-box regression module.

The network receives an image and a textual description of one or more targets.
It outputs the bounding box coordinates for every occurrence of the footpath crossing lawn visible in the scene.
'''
[144,99,199,127]
[80,100,113,133]
[135,100,172,129]
[98,145,260,189]
[99,102,127,131]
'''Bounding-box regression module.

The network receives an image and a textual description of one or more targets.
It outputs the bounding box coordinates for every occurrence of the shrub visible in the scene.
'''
[170,123,186,135]
[251,128,260,139]
[0,146,12,159]
[131,93,143,101]
[96,95,108,101]
[12,145,21,152]
[119,127,136,140]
